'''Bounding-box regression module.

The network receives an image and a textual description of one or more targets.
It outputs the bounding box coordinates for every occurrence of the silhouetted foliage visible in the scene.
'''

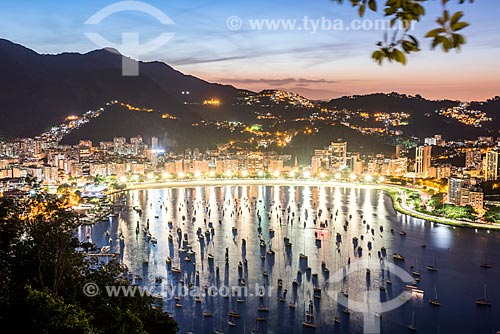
[332,0,474,64]
[0,194,177,334]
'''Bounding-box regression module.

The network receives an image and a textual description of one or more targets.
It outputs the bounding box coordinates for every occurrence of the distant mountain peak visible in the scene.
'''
[87,47,122,56]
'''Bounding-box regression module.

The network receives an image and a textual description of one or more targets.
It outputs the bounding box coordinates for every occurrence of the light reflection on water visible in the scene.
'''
[81,186,500,334]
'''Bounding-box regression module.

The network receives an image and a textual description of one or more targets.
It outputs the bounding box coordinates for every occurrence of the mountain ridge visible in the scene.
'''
[0,39,499,142]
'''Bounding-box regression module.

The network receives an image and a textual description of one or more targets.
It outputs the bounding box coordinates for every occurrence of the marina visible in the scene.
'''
[79,184,500,334]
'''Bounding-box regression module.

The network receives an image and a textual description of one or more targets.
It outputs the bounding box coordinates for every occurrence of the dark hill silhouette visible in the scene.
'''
[0,39,240,138]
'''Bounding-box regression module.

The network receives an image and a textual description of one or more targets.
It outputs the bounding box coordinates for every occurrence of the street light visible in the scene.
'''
[350,173,357,181]
[257,170,264,177]
[303,171,311,179]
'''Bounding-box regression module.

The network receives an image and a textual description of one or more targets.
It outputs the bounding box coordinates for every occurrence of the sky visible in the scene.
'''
[1,0,499,101]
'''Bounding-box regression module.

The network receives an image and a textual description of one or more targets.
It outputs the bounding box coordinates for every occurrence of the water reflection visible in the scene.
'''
[82,186,500,334]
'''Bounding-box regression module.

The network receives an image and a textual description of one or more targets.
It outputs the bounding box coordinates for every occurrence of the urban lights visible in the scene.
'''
[350,173,358,181]
[303,171,311,179]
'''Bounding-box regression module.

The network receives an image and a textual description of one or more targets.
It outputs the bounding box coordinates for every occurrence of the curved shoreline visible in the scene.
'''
[116,179,500,231]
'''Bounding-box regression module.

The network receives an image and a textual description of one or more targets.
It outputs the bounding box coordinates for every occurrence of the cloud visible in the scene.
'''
[164,41,361,67]
[164,55,251,65]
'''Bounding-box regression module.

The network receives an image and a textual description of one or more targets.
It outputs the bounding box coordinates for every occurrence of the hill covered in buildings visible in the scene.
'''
[1,39,499,153]
[0,39,239,138]
[325,93,500,140]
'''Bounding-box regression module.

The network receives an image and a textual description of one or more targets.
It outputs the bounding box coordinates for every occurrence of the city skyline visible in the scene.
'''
[1,0,499,101]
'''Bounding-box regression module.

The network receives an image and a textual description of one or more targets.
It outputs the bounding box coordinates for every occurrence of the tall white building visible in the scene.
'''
[415,146,431,178]
[151,137,159,150]
[484,151,498,181]
[329,142,347,172]
[465,149,482,169]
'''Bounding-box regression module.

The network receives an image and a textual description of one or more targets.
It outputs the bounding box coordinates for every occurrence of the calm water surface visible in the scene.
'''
[79,185,500,334]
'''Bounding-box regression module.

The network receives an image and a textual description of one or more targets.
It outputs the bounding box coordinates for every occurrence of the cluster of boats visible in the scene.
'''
[105,190,495,333]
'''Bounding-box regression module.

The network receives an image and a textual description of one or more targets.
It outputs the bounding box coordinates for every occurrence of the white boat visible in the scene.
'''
[429,285,441,306]
[407,311,416,331]
[412,259,420,276]
[480,255,492,268]
[393,253,405,261]
[475,284,492,306]
[427,256,438,271]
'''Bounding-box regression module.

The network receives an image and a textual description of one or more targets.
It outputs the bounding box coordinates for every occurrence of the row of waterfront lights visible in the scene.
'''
[120,171,385,183]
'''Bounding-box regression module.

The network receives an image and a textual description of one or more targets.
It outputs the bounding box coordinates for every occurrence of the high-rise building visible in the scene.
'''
[313,149,330,172]
[130,135,142,145]
[468,188,484,211]
[415,146,432,178]
[113,137,127,155]
[465,149,482,169]
[448,177,484,210]
[424,137,437,146]
[329,142,347,172]
[268,160,284,174]
[246,153,264,173]
[484,151,498,181]
[151,137,159,150]
[79,146,91,162]
[388,157,408,177]
[311,156,322,175]
[448,177,466,205]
